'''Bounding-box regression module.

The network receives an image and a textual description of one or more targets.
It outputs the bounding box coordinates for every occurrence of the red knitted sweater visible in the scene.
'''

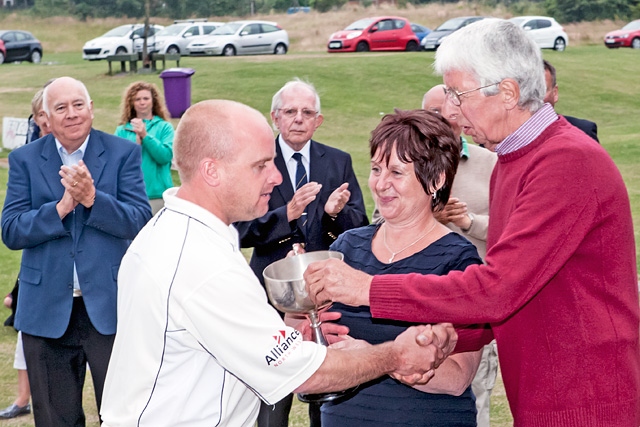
[370,117,640,427]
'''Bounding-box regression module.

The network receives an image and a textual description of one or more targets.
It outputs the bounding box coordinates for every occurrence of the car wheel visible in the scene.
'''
[274,43,287,55]
[356,41,369,52]
[30,50,42,64]
[115,46,127,54]
[405,40,418,52]
[553,37,566,52]
[632,38,640,49]
[167,45,180,55]
[222,45,236,56]
[0,51,4,65]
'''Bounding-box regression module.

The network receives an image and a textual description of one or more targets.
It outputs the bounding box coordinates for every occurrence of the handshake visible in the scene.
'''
[287,311,457,393]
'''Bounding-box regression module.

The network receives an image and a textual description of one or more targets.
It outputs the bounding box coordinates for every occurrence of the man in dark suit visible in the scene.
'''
[1,76,152,426]
[236,79,368,427]
[543,59,599,142]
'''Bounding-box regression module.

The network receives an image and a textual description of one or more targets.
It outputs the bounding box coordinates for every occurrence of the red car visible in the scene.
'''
[327,16,420,53]
[0,40,6,64]
[604,20,640,49]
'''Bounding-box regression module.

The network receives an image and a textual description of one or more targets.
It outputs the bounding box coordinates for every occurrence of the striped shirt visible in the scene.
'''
[495,103,558,156]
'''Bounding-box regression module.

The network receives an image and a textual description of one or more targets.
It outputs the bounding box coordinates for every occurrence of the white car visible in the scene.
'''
[134,20,224,55]
[82,24,164,60]
[186,20,289,56]
[509,16,568,51]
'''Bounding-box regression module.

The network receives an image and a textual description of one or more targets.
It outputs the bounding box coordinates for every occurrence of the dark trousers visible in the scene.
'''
[22,297,115,427]
[258,394,321,427]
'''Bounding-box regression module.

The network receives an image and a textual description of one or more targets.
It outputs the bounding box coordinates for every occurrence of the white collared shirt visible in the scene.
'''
[55,135,90,292]
[278,135,311,190]
[56,135,89,166]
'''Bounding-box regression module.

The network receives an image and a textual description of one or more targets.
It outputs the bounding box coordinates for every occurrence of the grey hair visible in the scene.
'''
[434,18,545,112]
[42,77,92,115]
[31,88,45,116]
[270,78,321,118]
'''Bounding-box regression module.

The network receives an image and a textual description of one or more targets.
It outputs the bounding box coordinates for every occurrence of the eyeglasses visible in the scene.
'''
[443,82,500,107]
[278,108,318,120]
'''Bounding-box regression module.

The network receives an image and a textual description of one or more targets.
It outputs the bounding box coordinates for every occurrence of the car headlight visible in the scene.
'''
[346,31,362,40]
[622,33,629,38]
[156,40,165,48]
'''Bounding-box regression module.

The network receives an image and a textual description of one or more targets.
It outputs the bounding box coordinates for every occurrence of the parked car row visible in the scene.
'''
[7,15,637,66]
[326,14,568,53]
[82,19,289,59]
[133,20,223,55]
[0,30,43,64]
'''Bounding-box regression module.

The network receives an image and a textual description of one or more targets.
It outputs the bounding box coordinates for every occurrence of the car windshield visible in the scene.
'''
[345,18,375,31]
[436,17,468,31]
[156,24,187,37]
[212,23,242,35]
[622,20,640,31]
[509,17,526,26]
[103,25,139,37]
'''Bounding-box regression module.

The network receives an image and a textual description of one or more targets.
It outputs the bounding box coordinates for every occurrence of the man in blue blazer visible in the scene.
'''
[1,76,152,426]
[236,79,369,427]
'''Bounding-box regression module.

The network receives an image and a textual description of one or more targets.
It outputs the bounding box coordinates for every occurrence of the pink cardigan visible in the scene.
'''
[370,117,640,427]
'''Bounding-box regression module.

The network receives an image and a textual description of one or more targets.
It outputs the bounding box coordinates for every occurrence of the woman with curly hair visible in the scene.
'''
[115,81,174,214]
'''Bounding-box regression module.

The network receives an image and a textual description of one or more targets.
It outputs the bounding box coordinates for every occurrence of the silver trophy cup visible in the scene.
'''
[263,250,354,403]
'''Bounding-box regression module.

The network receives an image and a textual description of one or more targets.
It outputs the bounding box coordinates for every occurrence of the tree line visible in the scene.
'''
[6,0,640,23]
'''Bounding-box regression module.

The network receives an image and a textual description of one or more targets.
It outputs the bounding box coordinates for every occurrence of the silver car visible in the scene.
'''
[186,20,289,56]
[134,20,224,55]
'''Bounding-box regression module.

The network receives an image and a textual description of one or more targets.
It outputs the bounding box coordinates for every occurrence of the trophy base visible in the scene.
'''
[297,386,357,403]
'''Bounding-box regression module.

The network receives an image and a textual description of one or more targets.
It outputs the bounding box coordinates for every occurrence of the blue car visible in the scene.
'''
[411,23,431,42]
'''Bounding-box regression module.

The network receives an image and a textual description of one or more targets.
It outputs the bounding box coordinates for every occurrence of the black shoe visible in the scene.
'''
[0,403,31,419]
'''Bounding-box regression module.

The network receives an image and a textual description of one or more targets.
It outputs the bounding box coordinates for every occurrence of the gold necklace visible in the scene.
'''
[382,220,437,263]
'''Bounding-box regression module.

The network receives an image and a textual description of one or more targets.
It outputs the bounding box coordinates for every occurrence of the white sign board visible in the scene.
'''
[3,117,28,150]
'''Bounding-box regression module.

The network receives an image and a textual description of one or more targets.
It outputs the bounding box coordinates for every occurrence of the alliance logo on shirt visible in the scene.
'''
[265,329,302,366]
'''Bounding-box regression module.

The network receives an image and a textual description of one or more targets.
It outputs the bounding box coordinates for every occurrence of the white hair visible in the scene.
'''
[434,18,545,112]
[271,78,321,116]
[42,77,92,115]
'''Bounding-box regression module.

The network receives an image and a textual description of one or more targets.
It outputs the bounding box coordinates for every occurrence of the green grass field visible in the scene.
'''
[0,16,639,427]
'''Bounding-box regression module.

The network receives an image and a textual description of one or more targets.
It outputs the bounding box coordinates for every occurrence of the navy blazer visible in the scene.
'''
[1,129,152,338]
[236,138,368,284]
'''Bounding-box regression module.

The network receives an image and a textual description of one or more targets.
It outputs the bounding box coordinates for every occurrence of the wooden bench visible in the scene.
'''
[106,54,139,75]
[150,53,181,72]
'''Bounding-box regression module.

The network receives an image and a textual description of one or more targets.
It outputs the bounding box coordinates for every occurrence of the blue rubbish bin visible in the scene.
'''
[159,68,196,118]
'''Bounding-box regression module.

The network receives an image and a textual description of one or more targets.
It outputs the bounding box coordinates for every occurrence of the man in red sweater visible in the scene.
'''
[304,18,640,427]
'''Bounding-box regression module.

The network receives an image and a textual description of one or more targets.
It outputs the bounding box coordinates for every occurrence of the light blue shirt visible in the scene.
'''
[56,136,89,292]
